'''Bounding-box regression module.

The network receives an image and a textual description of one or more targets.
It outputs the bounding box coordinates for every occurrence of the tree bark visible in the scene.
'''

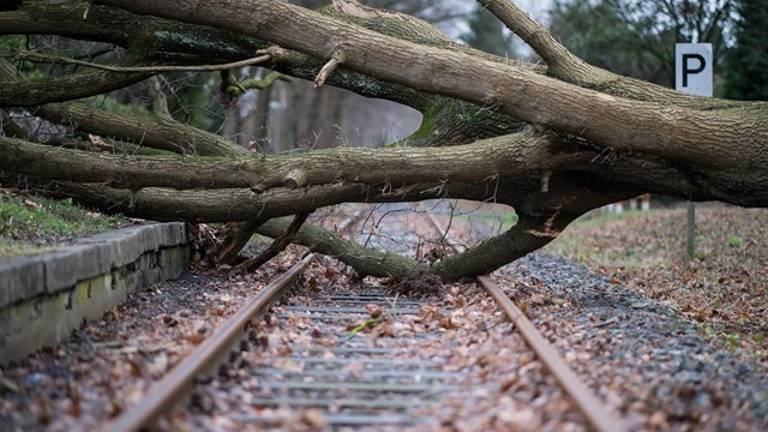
[256,217,425,280]
[0,68,152,108]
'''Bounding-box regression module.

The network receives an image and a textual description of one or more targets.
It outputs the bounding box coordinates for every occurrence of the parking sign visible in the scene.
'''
[675,43,713,97]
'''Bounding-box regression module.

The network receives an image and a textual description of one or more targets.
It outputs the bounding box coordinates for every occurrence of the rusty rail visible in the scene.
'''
[106,253,315,432]
[107,209,365,432]
[426,212,627,432]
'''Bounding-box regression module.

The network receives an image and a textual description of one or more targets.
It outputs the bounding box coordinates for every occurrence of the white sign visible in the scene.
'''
[675,43,713,97]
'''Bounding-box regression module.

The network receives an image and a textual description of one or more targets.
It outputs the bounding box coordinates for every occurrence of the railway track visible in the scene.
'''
[425,212,627,432]
[106,207,626,431]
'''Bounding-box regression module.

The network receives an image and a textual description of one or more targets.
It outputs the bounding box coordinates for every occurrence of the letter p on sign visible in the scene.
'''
[675,43,713,97]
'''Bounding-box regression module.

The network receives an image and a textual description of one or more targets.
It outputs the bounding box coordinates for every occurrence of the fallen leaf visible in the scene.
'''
[301,410,326,429]
[24,199,41,211]
[365,303,383,318]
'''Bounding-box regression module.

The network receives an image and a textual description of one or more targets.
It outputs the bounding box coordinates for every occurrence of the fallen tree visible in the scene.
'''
[0,0,766,280]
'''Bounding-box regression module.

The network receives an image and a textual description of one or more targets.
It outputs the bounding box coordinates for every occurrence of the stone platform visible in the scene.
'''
[0,223,192,364]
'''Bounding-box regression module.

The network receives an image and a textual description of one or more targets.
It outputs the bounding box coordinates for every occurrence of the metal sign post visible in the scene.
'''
[675,43,713,264]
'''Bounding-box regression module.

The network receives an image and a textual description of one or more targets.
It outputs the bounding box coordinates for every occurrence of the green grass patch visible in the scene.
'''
[727,235,744,248]
[0,193,126,242]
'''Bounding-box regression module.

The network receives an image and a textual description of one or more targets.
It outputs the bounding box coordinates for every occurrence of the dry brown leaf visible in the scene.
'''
[23,199,41,211]
[300,409,327,430]
[365,303,383,318]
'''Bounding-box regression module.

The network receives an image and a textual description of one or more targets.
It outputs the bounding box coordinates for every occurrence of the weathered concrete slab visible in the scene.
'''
[0,257,45,308]
[0,223,190,309]
[0,223,192,364]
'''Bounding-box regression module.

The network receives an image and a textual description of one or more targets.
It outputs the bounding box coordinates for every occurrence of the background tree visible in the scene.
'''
[725,0,768,100]
[550,0,735,87]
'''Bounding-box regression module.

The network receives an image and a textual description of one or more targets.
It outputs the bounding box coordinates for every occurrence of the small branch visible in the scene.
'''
[83,0,93,19]
[239,213,311,273]
[6,50,272,74]
[225,71,290,97]
[283,168,308,189]
[214,220,266,265]
[149,76,171,119]
[541,170,552,193]
[314,50,345,88]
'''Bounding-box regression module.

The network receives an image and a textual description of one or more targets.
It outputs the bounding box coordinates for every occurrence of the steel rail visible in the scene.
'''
[426,212,627,432]
[106,253,315,432]
[106,208,366,432]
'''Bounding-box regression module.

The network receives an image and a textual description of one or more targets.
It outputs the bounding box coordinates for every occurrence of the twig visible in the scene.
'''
[6,50,272,74]
[83,1,93,20]
[225,71,291,97]
[314,50,345,88]
[347,317,383,340]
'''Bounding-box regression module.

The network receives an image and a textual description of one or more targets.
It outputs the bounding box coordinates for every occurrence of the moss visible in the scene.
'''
[408,99,441,141]
[146,28,265,60]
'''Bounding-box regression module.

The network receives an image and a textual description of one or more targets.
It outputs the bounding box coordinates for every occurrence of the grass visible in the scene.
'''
[547,206,768,363]
[0,191,127,256]
[456,209,519,232]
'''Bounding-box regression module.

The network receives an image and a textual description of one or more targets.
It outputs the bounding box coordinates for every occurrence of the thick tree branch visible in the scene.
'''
[477,0,740,108]
[477,0,596,80]
[432,211,578,280]
[0,59,246,156]
[0,131,561,191]
[35,103,247,156]
[256,217,425,280]
[96,0,767,170]
[40,103,244,155]
[46,179,511,223]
